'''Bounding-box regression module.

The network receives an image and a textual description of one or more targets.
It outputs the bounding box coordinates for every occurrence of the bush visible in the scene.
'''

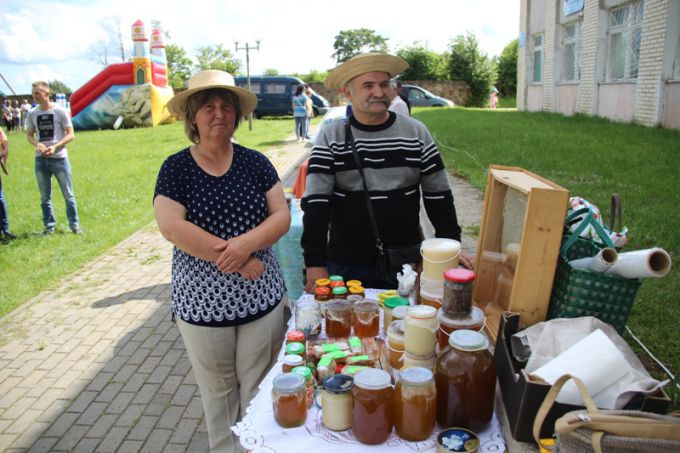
[448,33,496,107]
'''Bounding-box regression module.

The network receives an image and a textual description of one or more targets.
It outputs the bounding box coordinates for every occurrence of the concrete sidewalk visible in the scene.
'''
[0,133,485,452]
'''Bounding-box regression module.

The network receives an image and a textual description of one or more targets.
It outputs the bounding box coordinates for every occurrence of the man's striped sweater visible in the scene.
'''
[301,111,462,268]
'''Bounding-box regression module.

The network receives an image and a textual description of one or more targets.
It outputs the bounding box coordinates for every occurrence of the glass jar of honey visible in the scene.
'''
[292,366,315,408]
[330,280,346,289]
[282,354,304,373]
[284,342,305,362]
[324,299,352,338]
[322,374,354,431]
[295,299,322,338]
[286,330,305,345]
[442,268,476,318]
[346,294,364,307]
[351,369,393,444]
[315,278,331,289]
[348,285,366,298]
[331,286,348,299]
[314,286,331,302]
[404,305,438,357]
[383,297,409,336]
[435,330,496,431]
[394,367,436,441]
[346,279,362,289]
[352,300,380,338]
[272,373,307,428]
[437,306,485,350]
[387,320,405,370]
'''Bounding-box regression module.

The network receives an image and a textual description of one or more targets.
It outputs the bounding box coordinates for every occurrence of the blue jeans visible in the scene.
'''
[0,176,8,233]
[294,116,307,140]
[35,156,79,230]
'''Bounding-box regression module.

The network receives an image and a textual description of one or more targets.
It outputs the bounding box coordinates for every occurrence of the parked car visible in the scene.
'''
[234,76,330,118]
[402,84,454,107]
[310,105,347,146]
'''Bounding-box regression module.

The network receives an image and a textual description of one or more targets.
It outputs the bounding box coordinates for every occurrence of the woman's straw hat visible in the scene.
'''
[325,53,409,89]
[166,70,258,117]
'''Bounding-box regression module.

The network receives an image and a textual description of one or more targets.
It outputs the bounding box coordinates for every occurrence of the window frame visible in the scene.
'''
[532,33,544,84]
[561,21,582,82]
[605,1,644,82]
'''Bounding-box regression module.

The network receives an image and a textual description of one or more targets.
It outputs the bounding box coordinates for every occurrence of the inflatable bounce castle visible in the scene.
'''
[70,20,175,130]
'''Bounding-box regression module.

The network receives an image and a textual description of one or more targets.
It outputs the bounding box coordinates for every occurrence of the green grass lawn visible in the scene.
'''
[414,107,680,406]
[0,117,301,318]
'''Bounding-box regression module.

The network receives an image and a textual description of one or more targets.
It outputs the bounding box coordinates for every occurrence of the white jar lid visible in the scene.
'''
[408,305,437,319]
[399,366,434,386]
[449,329,489,351]
[353,368,392,390]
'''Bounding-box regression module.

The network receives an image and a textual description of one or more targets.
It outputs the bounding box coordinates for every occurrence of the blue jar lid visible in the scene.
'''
[322,373,354,394]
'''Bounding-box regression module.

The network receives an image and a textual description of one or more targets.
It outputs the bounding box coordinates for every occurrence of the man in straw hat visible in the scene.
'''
[301,53,473,291]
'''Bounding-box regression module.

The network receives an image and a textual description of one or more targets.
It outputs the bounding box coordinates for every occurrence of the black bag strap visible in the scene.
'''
[344,120,385,255]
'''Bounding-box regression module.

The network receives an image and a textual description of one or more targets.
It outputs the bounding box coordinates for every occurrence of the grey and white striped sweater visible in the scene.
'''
[301,111,462,267]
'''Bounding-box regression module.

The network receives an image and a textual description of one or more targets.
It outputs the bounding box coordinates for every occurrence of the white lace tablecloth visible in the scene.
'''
[232,290,507,453]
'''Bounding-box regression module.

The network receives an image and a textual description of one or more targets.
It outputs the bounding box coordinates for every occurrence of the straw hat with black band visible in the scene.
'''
[166,70,258,118]
[325,53,409,90]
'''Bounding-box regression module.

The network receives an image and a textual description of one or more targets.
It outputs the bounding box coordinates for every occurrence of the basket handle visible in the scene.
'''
[561,207,615,255]
[609,193,622,232]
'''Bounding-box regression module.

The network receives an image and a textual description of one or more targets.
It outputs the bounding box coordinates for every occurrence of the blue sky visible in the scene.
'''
[0,0,520,95]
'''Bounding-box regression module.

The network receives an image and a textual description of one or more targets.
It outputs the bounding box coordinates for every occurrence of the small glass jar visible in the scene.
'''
[404,305,438,357]
[325,299,352,338]
[346,294,364,307]
[435,330,496,431]
[351,369,393,445]
[442,268,476,318]
[331,286,348,299]
[383,297,409,336]
[282,354,304,373]
[387,320,405,370]
[391,305,409,322]
[437,306,485,350]
[394,367,437,441]
[315,278,331,289]
[272,373,307,428]
[330,280,346,289]
[292,366,315,408]
[314,286,331,302]
[346,279,362,289]
[402,351,436,370]
[295,299,322,338]
[284,342,305,362]
[348,285,366,298]
[352,300,380,338]
[329,275,344,282]
[286,330,305,345]
[322,374,354,431]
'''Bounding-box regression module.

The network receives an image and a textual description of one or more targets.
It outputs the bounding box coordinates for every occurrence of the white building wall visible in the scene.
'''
[543,0,557,111]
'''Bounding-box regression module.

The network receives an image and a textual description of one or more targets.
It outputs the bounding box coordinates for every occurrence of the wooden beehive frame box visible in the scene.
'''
[473,165,569,342]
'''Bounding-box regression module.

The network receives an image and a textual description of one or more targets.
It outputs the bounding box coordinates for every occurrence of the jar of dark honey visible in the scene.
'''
[324,299,352,338]
[282,354,304,373]
[329,275,344,283]
[435,330,496,431]
[286,330,305,345]
[351,369,393,444]
[442,268,475,318]
[394,366,436,441]
[352,300,380,338]
[284,342,305,362]
[346,279,362,289]
[314,286,331,302]
[331,286,348,299]
[315,278,331,289]
[272,373,307,428]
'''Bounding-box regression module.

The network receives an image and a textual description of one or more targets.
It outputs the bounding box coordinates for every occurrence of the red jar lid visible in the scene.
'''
[315,286,331,295]
[330,281,346,288]
[286,331,305,343]
[444,268,476,283]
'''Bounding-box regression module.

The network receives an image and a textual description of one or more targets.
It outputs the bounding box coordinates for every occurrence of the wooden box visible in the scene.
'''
[473,165,569,342]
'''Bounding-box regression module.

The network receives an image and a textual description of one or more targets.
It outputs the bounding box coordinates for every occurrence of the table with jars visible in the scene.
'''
[231,274,506,453]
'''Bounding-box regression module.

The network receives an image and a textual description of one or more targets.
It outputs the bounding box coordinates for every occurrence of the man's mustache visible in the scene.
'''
[368,98,389,106]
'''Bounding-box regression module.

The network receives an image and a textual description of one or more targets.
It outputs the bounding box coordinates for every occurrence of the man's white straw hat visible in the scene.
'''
[324,53,409,89]
[166,70,258,117]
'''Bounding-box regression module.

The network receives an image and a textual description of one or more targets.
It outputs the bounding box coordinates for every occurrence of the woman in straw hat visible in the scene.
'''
[154,70,290,452]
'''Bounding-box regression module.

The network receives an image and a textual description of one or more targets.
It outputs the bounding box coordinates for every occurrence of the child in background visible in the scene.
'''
[489,87,499,110]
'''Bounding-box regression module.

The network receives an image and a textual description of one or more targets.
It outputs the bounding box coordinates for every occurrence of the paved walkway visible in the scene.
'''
[0,133,485,453]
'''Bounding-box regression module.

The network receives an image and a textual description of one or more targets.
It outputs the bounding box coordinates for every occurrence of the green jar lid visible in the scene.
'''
[332,286,348,295]
[329,275,344,282]
[292,366,312,379]
[285,342,305,355]
[384,297,409,309]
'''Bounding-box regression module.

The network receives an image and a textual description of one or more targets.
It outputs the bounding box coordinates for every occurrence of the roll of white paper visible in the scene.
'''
[568,247,618,273]
[606,247,672,279]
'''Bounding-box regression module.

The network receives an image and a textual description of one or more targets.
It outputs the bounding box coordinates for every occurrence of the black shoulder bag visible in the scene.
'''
[344,121,421,288]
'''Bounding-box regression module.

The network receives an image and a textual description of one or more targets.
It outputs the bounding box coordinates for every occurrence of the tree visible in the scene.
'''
[49,80,72,95]
[194,45,241,74]
[496,39,518,97]
[396,43,448,80]
[166,43,193,89]
[90,16,128,66]
[448,33,496,107]
[332,29,389,63]
[263,68,279,76]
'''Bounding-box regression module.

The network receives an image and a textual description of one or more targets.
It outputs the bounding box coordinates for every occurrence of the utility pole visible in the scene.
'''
[234,40,260,131]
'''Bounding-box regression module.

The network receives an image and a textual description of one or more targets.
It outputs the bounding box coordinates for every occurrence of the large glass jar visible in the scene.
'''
[321,374,354,431]
[272,373,307,428]
[442,268,476,318]
[394,367,437,441]
[383,297,409,336]
[404,305,438,357]
[295,299,322,338]
[352,300,380,338]
[437,307,485,350]
[435,330,496,431]
[386,320,405,370]
[325,299,352,338]
[351,369,393,445]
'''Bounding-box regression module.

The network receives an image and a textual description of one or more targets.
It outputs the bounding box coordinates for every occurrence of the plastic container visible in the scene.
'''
[387,320,405,370]
[295,299,322,338]
[272,373,307,428]
[322,374,354,431]
[421,238,461,281]
[352,300,380,338]
[392,305,409,322]
[404,305,438,357]
[435,330,496,431]
[351,369,393,444]
[438,307,485,350]
[325,299,352,337]
[442,269,476,318]
[383,297,409,335]
[394,367,437,441]
[420,276,444,309]
[436,427,480,453]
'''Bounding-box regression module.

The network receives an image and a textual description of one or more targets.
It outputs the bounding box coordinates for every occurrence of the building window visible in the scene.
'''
[533,34,544,83]
[606,1,644,81]
[562,21,582,82]
[673,36,680,80]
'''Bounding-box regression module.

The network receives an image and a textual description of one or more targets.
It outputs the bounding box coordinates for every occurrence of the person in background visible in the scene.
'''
[388,79,410,116]
[292,84,309,142]
[11,100,21,132]
[0,128,15,244]
[302,53,473,292]
[26,81,81,235]
[20,99,31,131]
[303,84,314,140]
[489,87,499,110]
[2,100,13,132]
[155,69,290,452]
[395,79,411,114]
